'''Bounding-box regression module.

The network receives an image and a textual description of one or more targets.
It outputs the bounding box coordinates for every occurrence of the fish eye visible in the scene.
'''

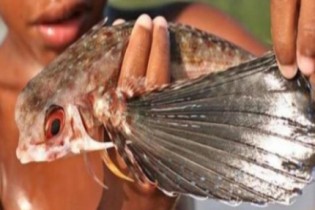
[51,119,61,135]
[45,106,65,139]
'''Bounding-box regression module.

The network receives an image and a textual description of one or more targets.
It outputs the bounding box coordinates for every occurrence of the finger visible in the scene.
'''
[145,16,170,90]
[113,19,125,25]
[271,0,299,78]
[297,0,315,76]
[118,14,153,89]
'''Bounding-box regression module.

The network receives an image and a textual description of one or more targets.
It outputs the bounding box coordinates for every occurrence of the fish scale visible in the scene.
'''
[14,19,315,206]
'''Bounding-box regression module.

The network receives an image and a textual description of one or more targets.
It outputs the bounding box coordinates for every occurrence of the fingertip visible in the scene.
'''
[112,19,125,25]
[135,14,153,31]
[274,47,297,79]
[277,62,298,79]
[297,54,315,76]
[153,16,168,28]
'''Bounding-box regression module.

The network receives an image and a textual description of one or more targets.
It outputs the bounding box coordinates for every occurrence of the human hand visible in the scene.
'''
[101,15,176,210]
[118,13,170,190]
[117,14,170,92]
[271,0,315,79]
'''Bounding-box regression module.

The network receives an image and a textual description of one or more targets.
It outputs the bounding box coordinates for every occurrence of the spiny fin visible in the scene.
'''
[100,150,134,182]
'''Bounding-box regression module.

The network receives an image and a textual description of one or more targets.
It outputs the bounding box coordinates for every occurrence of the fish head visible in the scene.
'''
[15,89,106,164]
[13,21,127,164]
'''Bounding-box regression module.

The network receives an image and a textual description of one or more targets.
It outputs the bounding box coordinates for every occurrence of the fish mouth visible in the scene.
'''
[30,0,92,50]
[16,140,71,164]
[16,144,51,164]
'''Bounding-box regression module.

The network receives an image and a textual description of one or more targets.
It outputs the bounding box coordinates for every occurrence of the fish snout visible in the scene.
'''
[16,148,33,164]
[16,142,50,164]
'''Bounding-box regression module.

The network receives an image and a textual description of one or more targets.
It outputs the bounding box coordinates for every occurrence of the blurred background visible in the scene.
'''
[0,0,314,210]
[108,0,271,45]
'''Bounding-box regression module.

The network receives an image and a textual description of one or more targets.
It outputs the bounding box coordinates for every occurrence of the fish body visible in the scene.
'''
[15,19,251,162]
[15,19,315,205]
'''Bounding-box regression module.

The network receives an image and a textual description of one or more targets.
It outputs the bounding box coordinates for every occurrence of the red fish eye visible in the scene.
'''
[45,107,65,139]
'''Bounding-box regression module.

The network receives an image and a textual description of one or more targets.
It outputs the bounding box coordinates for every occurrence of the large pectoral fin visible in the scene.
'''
[123,53,315,205]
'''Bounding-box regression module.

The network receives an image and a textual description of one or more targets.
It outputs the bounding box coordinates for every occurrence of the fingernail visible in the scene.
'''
[297,54,315,76]
[136,14,153,30]
[113,19,125,25]
[153,16,168,28]
[277,62,298,79]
